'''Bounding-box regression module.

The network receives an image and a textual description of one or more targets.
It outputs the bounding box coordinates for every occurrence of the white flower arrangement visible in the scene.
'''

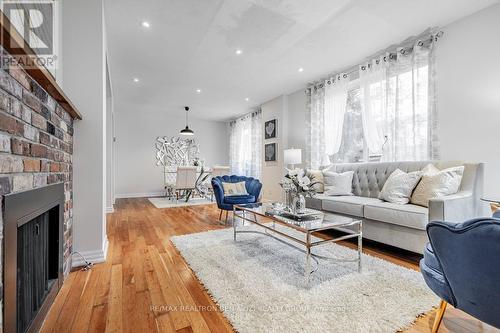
[279,168,318,197]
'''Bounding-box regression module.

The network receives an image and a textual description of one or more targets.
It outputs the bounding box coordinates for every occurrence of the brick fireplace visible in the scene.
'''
[0,45,75,331]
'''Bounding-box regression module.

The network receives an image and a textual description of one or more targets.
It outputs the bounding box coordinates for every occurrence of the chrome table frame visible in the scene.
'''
[233,204,363,282]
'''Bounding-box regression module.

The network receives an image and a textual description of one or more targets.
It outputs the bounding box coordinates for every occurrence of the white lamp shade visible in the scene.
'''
[284,148,302,165]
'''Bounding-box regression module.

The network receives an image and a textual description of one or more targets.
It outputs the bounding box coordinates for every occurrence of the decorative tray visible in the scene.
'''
[267,206,323,221]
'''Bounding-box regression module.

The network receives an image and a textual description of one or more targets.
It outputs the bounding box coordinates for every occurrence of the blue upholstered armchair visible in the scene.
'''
[211,175,262,224]
[420,217,500,332]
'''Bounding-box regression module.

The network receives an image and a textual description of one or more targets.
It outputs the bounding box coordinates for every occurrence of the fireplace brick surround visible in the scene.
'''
[0,46,75,330]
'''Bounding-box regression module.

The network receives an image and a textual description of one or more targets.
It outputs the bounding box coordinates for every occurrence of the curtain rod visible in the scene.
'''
[228,108,262,124]
[307,28,444,87]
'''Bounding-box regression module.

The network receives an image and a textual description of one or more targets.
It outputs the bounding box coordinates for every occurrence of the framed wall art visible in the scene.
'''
[264,142,277,162]
[264,119,277,140]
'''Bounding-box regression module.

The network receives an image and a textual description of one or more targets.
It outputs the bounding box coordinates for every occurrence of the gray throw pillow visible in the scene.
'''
[379,169,422,204]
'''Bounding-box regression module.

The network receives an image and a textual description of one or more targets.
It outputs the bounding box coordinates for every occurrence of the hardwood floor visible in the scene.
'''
[40,198,499,333]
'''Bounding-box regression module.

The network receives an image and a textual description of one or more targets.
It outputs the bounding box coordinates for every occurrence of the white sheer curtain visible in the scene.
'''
[305,85,325,169]
[324,75,349,155]
[359,56,388,155]
[229,110,262,179]
[306,75,349,169]
[359,39,439,161]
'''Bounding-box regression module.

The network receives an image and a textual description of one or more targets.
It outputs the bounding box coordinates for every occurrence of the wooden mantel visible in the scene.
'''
[0,11,82,120]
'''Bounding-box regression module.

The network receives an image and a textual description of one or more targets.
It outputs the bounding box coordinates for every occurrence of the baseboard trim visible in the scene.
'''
[115,191,164,199]
[71,238,109,268]
[106,205,115,213]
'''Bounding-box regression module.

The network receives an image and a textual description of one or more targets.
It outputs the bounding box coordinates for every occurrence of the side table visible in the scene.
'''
[481,197,500,216]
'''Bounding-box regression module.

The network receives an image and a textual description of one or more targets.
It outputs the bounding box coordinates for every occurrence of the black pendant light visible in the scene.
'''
[180,106,194,136]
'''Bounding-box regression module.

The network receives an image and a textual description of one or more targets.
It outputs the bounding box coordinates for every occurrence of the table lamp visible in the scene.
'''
[284,148,302,170]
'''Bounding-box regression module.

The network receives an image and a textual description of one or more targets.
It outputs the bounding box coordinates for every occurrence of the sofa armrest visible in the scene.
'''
[428,191,474,223]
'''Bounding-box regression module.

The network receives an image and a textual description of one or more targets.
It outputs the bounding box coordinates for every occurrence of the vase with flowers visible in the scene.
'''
[279,169,318,214]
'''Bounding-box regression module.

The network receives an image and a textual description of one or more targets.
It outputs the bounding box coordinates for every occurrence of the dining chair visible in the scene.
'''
[211,166,231,178]
[164,165,177,199]
[175,166,197,202]
[204,166,230,201]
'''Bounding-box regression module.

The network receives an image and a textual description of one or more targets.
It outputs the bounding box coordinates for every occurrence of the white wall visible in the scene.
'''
[62,0,108,266]
[105,65,115,213]
[115,108,228,197]
[436,3,500,197]
[261,96,288,201]
[287,89,307,168]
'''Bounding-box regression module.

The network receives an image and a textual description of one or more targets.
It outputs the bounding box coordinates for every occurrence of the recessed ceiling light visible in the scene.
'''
[298,67,304,72]
[141,21,151,28]
[245,97,249,101]
[133,78,140,82]
[196,89,202,94]
[235,49,243,55]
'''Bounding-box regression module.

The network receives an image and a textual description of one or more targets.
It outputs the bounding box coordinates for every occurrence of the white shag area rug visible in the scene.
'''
[148,197,215,209]
[171,225,438,333]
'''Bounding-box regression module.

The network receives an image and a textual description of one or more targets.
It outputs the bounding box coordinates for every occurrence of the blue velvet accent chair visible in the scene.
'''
[211,175,262,224]
[420,217,500,332]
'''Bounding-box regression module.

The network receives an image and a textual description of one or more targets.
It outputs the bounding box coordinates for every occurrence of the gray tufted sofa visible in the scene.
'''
[306,161,485,254]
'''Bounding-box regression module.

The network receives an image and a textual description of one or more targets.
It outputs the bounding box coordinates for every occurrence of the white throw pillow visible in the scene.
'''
[222,181,248,196]
[378,169,422,204]
[410,165,465,207]
[323,171,354,196]
[421,163,440,175]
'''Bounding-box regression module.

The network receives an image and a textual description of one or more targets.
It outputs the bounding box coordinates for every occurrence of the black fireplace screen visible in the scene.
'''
[3,183,64,333]
[16,207,59,333]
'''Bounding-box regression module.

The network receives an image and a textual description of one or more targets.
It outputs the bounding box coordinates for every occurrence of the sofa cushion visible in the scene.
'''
[364,201,428,230]
[224,195,256,205]
[420,259,454,305]
[320,195,383,217]
[423,243,442,273]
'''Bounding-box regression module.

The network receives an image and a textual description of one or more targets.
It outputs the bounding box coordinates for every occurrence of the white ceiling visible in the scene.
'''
[104,0,499,121]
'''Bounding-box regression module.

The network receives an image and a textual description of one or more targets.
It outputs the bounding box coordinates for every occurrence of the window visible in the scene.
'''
[332,64,433,163]
[307,39,438,167]
[332,87,365,163]
[228,111,262,178]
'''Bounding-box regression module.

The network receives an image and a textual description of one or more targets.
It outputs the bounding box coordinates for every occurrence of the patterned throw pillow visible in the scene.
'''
[378,169,422,204]
[323,171,354,196]
[306,169,324,193]
[410,164,465,207]
[222,181,248,196]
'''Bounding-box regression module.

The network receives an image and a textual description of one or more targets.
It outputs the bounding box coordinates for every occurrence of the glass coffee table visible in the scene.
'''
[233,202,362,281]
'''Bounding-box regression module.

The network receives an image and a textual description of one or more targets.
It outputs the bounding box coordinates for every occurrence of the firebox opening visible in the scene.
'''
[16,206,60,333]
